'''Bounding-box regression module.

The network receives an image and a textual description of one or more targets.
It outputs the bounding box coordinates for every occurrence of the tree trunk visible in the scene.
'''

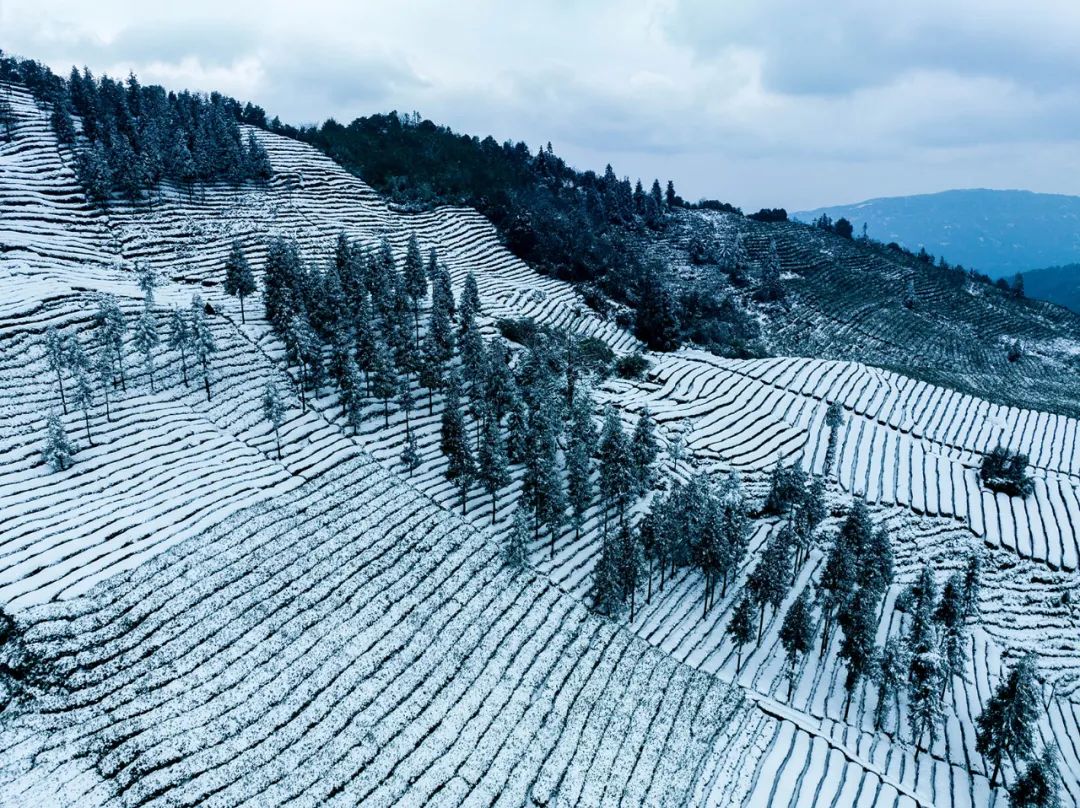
[56,369,67,414]
[736,647,743,674]
[383,399,389,428]
[83,411,93,445]
[647,558,653,605]
[180,350,189,386]
[989,757,1002,789]
[275,429,282,460]
[203,358,211,401]
[788,657,796,701]
[240,294,246,323]
[116,348,127,391]
[758,604,766,643]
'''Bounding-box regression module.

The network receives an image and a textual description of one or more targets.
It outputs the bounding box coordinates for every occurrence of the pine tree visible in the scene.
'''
[779,588,816,701]
[417,331,446,414]
[592,533,624,617]
[189,295,217,401]
[133,307,159,391]
[976,653,1044,788]
[838,584,880,720]
[635,269,681,351]
[747,527,792,641]
[441,374,474,514]
[908,626,944,752]
[717,474,751,598]
[630,407,659,494]
[566,389,598,539]
[728,594,756,674]
[223,241,256,322]
[42,411,76,472]
[668,432,686,477]
[818,525,859,654]
[137,264,159,304]
[70,366,95,446]
[397,377,414,433]
[505,507,530,570]
[168,307,191,387]
[1008,745,1062,808]
[477,412,510,524]
[598,407,635,527]
[459,271,482,330]
[402,233,427,347]
[873,637,910,732]
[617,523,644,622]
[45,326,68,414]
[94,348,113,421]
[934,573,969,693]
[369,330,398,427]
[95,294,127,391]
[862,524,895,599]
[962,550,982,619]
[262,381,285,460]
[401,428,421,474]
[522,382,566,553]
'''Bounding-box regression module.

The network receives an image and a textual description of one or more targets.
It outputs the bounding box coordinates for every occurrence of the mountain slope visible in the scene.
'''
[1023,263,1080,313]
[2,77,1080,808]
[794,189,1080,278]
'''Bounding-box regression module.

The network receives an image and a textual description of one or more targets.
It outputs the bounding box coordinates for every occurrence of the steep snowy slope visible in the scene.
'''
[1,80,1079,807]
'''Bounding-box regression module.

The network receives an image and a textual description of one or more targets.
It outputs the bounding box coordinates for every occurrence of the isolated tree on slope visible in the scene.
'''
[262,380,285,460]
[137,264,159,304]
[1008,744,1062,808]
[779,588,816,701]
[728,593,756,674]
[45,326,68,414]
[189,295,217,401]
[224,241,256,323]
[133,307,160,391]
[976,652,1044,788]
[42,411,76,472]
[168,307,191,387]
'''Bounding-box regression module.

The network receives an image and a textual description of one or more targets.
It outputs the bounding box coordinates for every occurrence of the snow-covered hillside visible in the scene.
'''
[1,81,1078,807]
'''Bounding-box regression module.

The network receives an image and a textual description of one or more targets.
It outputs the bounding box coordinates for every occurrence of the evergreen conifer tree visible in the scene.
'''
[223,241,256,322]
[95,294,127,391]
[728,594,756,674]
[747,527,792,640]
[873,637,910,732]
[45,326,68,414]
[168,307,191,387]
[598,407,635,527]
[838,584,880,719]
[1008,745,1062,808]
[189,295,217,401]
[402,233,427,347]
[505,507,530,570]
[630,407,659,494]
[592,533,624,617]
[566,389,598,539]
[133,307,159,391]
[441,373,474,513]
[618,523,644,622]
[976,653,1044,788]
[780,588,816,700]
[459,271,482,330]
[70,366,95,446]
[370,329,398,427]
[477,412,510,524]
[401,428,421,474]
[261,380,285,460]
[42,410,76,471]
[908,622,944,752]
[95,349,113,421]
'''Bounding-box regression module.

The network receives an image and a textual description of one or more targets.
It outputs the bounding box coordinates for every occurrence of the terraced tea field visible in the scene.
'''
[1,81,1078,806]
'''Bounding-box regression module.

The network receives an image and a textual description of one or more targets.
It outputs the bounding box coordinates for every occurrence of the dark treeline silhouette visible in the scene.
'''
[0,50,271,203]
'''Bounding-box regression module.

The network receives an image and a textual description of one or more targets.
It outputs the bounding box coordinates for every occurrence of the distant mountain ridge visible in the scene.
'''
[794,188,1080,278]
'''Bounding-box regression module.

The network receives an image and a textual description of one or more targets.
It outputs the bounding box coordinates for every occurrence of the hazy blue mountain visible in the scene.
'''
[1023,263,1080,313]
[794,189,1080,278]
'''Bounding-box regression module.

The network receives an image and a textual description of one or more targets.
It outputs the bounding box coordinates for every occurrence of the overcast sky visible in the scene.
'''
[3,0,1079,211]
